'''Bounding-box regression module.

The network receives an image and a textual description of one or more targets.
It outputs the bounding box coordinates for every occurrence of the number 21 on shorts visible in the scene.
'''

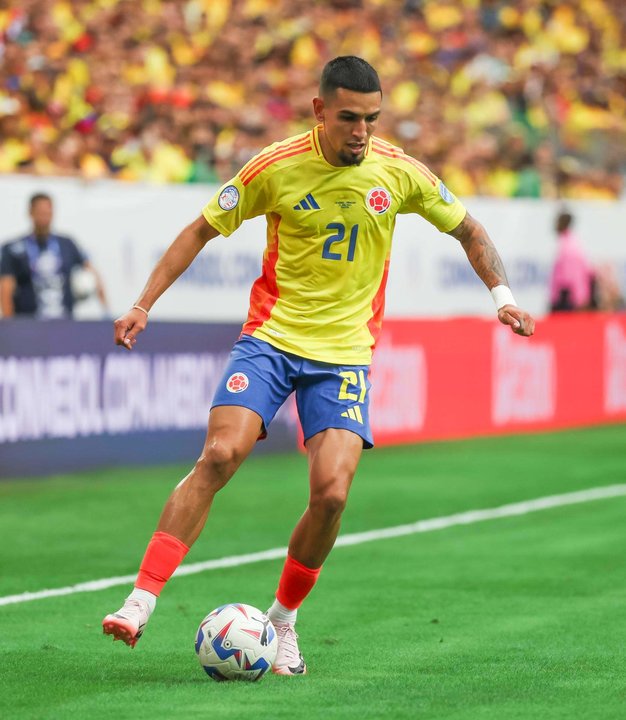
[338,370,367,404]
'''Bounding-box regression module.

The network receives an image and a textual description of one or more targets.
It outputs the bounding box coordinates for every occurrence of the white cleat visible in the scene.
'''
[272,621,307,675]
[102,598,151,648]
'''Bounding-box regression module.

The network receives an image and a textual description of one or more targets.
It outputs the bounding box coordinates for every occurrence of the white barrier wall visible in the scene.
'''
[1,175,624,321]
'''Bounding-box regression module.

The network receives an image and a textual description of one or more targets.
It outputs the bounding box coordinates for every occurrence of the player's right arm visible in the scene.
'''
[114,215,220,350]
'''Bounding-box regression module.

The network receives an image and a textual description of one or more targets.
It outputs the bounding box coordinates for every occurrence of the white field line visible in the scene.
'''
[1,484,625,608]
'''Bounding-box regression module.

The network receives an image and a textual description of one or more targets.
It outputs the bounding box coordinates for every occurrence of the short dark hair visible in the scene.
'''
[556,210,573,233]
[29,192,52,209]
[320,56,381,97]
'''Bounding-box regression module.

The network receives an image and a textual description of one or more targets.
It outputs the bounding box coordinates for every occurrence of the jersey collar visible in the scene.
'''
[311,124,373,166]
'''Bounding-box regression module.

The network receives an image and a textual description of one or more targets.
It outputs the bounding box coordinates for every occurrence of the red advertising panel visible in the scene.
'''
[369,313,626,446]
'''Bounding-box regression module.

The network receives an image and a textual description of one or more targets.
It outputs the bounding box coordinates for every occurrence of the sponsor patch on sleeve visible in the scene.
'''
[438,182,454,204]
[218,185,240,211]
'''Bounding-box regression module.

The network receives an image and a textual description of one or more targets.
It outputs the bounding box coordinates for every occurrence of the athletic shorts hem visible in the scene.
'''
[210,402,269,439]
[303,423,374,450]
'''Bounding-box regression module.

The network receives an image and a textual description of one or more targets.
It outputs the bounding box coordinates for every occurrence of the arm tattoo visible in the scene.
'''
[447,212,509,289]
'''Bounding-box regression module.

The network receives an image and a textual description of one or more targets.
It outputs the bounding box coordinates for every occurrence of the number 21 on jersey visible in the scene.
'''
[322,223,359,262]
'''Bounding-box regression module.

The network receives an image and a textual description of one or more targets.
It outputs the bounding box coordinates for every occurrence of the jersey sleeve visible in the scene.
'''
[398,166,466,233]
[0,245,15,276]
[66,237,88,266]
[202,172,271,238]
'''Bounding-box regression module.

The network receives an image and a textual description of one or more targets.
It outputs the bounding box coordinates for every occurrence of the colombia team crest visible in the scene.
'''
[226,372,249,393]
[366,187,392,215]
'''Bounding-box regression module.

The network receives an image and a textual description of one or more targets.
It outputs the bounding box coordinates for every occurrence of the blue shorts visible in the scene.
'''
[211,335,373,448]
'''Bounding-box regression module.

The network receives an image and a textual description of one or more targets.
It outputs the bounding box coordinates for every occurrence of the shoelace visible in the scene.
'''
[118,599,147,621]
[275,624,299,656]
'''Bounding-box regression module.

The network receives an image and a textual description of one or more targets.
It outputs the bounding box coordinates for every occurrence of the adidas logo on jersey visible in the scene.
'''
[341,406,363,424]
[293,193,320,210]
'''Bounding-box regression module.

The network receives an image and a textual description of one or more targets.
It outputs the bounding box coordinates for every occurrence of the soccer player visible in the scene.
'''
[103,56,535,674]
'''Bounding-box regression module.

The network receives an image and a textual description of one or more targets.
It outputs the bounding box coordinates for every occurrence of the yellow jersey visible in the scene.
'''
[203,125,466,364]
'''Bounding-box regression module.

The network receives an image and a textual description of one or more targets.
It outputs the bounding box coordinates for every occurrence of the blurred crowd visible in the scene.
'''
[0,0,624,197]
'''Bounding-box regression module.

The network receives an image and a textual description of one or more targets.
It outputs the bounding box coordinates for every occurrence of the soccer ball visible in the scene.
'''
[195,603,278,682]
[69,266,97,302]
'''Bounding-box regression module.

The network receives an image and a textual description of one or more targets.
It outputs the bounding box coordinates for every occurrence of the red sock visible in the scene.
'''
[135,531,190,597]
[276,554,322,610]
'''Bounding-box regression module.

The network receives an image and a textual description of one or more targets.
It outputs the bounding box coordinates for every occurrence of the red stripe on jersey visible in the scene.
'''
[372,139,438,183]
[367,258,390,349]
[239,137,310,182]
[372,137,399,152]
[311,128,320,156]
[372,147,437,186]
[241,145,312,186]
[372,137,435,172]
[240,140,311,186]
[242,216,281,335]
[372,138,404,159]
[241,144,311,186]
[404,156,438,183]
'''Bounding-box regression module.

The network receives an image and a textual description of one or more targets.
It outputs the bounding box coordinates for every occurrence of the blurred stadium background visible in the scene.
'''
[1,0,625,472]
[1,0,625,194]
[1,2,626,718]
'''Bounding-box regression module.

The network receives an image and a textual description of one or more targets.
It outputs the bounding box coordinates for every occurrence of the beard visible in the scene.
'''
[338,149,366,166]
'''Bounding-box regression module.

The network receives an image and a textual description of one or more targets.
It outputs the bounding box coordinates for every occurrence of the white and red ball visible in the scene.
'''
[195,603,277,682]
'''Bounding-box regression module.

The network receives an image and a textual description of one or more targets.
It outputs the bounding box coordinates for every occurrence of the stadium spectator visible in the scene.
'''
[548,209,595,312]
[0,192,108,318]
[0,0,624,198]
[102,55,535,675]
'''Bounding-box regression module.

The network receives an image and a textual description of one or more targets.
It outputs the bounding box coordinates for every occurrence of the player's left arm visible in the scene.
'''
[448,212,535,337]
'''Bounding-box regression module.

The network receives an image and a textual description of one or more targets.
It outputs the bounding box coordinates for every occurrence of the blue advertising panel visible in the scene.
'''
[0,320,299,478]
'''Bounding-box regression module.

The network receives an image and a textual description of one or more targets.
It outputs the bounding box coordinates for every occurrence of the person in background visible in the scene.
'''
[549,210,595,313]
[0,193,108,318]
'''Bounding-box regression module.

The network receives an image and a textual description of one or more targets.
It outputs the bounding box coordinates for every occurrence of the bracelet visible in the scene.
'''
[490,285,517,310]
[132,304,149,317]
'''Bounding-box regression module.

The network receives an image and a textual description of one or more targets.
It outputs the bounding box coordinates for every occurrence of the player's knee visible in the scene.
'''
[309,486,349,521]
[195,437,244,489]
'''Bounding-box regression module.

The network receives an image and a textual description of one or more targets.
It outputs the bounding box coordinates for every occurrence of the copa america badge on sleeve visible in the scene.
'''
[218,185,240,211]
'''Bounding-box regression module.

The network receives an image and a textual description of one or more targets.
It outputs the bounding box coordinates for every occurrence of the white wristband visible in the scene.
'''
[132,304,149,317]
[490,285,517,310]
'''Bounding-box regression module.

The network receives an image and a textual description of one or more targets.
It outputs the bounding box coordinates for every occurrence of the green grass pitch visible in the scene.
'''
[1,425,626,719]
